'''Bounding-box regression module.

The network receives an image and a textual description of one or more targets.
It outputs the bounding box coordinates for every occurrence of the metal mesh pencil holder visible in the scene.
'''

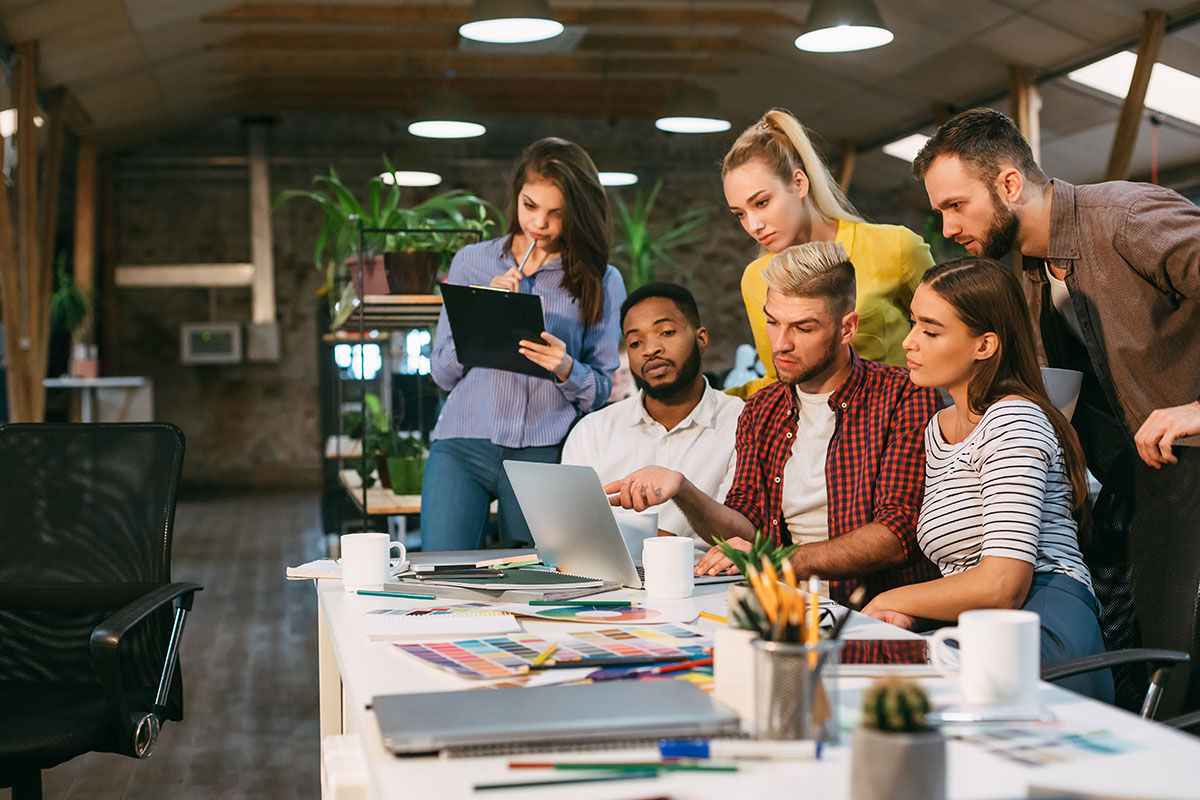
[752,638,840,741]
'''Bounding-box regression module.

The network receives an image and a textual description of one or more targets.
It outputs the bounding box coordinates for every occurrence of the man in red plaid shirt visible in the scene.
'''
[606,242,941,606]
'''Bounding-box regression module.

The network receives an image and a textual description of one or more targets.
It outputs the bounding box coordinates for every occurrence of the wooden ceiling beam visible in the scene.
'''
[216,53,733,76]
[204,2,800,28]
[214,30,760,55]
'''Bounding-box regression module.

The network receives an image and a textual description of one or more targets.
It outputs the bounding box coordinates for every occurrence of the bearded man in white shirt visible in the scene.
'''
[561,282,744,554]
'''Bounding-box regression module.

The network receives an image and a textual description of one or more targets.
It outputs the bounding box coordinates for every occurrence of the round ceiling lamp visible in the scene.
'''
[654,86,731,134]
[408,91,487,139]
[459,0,564,44]
[794,0,894,53]
[598,171,639,187]
[379,171,443,187]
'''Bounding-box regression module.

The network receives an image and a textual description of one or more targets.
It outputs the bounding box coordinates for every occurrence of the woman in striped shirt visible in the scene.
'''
[422,138,626,550]
[863,257,1111,701]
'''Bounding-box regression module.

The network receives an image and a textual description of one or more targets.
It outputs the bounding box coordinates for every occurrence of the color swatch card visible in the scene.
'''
[393,624,710,681]
[498,602,698,625]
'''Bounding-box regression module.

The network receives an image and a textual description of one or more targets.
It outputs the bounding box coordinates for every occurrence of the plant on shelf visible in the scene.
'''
[274,155,503,329]
[361,393,427,495]
[851,678,945,800]
[611,179,712,291]
[50,251,99,378]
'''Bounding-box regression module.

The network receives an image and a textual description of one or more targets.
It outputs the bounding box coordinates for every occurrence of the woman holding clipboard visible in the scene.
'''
[423,138,626,551]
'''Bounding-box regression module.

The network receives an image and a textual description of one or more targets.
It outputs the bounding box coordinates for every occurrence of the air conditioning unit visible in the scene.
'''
[180,323,242,364]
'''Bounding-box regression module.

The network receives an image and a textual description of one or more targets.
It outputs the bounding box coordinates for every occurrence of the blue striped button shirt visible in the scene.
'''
[430,235,626,448]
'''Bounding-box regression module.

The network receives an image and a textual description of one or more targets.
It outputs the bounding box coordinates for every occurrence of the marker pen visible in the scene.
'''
[658,739,818,761]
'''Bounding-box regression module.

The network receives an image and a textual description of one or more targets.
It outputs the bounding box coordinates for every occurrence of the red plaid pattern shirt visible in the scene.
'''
[723,351,942,605]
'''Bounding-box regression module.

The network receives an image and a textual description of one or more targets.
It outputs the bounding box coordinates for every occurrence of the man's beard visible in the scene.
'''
[775,332,839,387]
[979,187,1021,260]
[633,340,703,401]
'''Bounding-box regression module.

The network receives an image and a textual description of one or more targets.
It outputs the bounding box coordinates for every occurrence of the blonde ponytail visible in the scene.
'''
[723,108,862,224]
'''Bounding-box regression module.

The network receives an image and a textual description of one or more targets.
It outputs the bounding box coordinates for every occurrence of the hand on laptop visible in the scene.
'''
[694,537,749,576]
[604,466,683,511]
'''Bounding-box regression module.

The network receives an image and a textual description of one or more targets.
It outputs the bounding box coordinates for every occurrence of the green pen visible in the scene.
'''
[356,589,436,600]
[527,600,634,607]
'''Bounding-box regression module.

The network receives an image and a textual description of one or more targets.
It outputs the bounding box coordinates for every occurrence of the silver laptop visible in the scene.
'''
[374,680,739,755]
[504,461,742,589]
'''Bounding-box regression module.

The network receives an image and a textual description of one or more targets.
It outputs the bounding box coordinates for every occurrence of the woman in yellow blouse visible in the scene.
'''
[723,108,933,398]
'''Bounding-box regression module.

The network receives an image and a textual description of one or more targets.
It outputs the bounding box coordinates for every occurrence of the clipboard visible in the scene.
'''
[440,283,553,380]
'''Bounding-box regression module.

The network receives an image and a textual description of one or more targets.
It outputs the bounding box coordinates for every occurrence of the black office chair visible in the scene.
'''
[1039,450,1197,719]
[0,423,202,800]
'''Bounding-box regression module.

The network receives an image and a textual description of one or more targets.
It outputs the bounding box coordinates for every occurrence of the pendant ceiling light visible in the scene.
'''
[654,85,731,134]
[459,0,564,44]
[598,171,638,187]
[794,0,894,53]
[407,91,487,139]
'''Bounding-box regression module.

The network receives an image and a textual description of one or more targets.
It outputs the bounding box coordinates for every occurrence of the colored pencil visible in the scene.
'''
[532,643,557,667]
[698,611,727,624]
[474,771,659,791]
[526,654,691,672]
[355,589,436,600]
[646,656,714,675]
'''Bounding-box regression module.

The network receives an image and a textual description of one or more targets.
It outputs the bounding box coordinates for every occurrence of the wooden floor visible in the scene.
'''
[3,489,325,800]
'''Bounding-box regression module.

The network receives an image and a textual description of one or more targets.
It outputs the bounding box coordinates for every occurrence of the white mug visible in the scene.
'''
[642,536,694,599]
[930,609,1040,706]
[612,508,658,559]
[340,532,407,592]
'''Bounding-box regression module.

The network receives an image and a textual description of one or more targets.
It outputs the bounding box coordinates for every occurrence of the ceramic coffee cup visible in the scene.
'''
[340,532,407,592]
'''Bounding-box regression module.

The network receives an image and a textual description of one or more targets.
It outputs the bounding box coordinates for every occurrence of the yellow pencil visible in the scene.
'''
[699,611,728,624]
[806,576,820,646]
[746,566,777,624]
[781,557,798,590]
[532,643,557,667]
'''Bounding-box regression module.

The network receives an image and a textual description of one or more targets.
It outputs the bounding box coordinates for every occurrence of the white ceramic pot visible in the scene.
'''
[850,726,946,800]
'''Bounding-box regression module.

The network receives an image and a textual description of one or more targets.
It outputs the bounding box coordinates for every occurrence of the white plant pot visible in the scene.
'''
[850,726,946,800]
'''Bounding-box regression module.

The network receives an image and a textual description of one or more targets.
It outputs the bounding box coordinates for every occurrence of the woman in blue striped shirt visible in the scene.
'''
[422,138,626,550]
[863,257,1111,700]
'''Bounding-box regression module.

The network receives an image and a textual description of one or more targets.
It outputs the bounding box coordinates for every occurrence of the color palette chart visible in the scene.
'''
[393,624,709,681]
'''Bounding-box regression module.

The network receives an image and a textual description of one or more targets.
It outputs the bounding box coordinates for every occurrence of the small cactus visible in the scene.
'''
[861,678,931,733]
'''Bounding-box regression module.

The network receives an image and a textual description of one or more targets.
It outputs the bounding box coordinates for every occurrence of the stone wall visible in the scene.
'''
[114,112,929,486]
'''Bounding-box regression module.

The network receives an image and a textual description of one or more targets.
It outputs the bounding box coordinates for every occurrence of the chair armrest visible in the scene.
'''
[1040,648,1189,682]
[89,582,204,756]
[1165,710,1200,734]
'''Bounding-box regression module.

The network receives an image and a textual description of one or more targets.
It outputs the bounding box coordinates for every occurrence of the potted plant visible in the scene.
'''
[611,178,712,291]
[274,156,503,329]
[49,252,98,378]
[361,393,427,494]
[851,678,946,800]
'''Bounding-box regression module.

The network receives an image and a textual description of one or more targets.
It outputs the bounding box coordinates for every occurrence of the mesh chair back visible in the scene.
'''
[0,424,185,704]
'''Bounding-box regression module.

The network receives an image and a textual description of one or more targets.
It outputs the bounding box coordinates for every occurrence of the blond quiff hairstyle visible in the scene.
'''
[722,108,863,224]
[762,241,856,315]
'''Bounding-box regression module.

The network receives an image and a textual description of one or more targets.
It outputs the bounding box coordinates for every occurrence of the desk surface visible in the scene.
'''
[316,579,1200,800]
[43,376,148,388]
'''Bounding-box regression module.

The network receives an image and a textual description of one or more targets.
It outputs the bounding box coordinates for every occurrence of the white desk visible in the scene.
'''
[314,579,1200,799]
[42,376,153,422]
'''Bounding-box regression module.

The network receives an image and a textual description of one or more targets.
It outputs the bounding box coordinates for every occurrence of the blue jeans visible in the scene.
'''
[1024,572,1114,703]
[420,438,560,551]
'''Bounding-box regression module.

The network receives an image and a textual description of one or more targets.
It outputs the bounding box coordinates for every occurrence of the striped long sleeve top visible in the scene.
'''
[430,235,626,449]
[917,399,1092,591]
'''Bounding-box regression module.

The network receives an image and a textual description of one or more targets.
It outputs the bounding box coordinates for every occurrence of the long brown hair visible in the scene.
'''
[506,137,610,326]
[721,107,862,225]
[922,257,1088,508]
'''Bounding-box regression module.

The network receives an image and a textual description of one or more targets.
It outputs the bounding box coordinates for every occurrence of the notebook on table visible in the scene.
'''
[373,680,739,756]
[405,565,606,591]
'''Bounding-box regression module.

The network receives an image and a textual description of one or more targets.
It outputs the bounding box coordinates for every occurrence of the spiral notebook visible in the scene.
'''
[363,607,521,640]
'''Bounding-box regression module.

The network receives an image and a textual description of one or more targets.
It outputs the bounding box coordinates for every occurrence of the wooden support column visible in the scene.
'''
[0,90,23,422]
[12,41,44,421]
[34,89,65,414]
[247,123,276,325]
[837,140,856,196]
[1106,10,1167,181]
[1009,66,1041,163]
[99,153,120,376]
[74,136,97,346]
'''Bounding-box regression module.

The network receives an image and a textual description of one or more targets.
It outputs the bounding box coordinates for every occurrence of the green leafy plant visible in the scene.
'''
[611,179,712,290]
[861,678,931,733]
[715,530,798,577]
[273,155,503,327]
[49,252,89,335]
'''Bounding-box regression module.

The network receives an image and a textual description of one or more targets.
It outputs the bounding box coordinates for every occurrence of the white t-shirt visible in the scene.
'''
[781,388,836,548]
[918,399,1092,590]
[561,379,744,552]
[1045,263,1085,343]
